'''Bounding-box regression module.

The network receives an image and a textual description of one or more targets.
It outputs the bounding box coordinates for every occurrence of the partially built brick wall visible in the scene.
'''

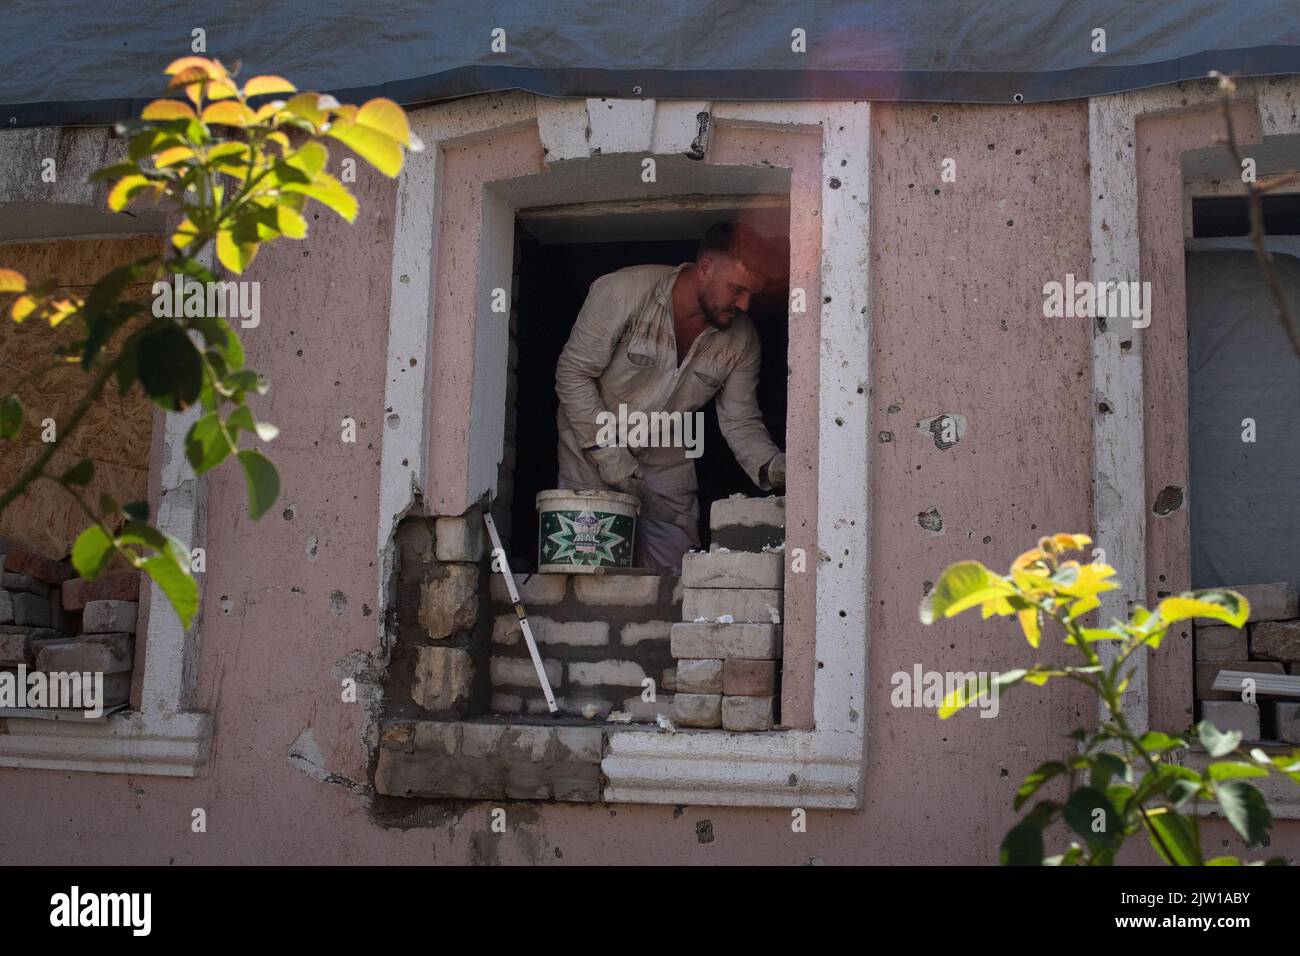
[1193,580,1300,744]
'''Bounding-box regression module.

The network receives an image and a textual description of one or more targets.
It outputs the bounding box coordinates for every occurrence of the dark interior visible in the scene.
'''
[507,231,789,569]
[1192,193,1300,236]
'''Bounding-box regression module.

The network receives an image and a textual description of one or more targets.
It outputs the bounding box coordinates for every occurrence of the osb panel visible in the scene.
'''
[0,235,162,558]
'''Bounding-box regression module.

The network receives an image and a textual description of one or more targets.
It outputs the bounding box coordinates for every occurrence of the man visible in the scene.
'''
[554,221,786,570]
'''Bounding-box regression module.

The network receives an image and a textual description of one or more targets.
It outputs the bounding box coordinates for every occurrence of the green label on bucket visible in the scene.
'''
[539,508,634,567]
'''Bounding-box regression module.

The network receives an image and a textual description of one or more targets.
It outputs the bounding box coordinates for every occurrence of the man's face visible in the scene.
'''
[696,254,763,329]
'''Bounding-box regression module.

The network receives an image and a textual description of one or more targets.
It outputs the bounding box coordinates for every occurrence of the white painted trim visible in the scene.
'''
[377,97,871,807]
[0,128,215,775]
[1088,77,1300,737]
[0,710,212,777]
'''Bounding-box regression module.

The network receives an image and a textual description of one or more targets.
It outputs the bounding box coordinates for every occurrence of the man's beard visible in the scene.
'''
[700,293,740,329]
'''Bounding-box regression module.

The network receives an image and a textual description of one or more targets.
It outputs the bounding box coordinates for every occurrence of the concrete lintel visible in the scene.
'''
[0,709,213,776]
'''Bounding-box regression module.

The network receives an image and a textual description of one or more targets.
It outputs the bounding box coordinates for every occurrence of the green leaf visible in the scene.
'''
[0,394,23,438]
[1207,855,1242,865]
[1198,720,1242,758]
[137,322,203,410]
[122,501,149,523]
[1090,752,1129,791]
[326,122,402,176]
[1144,808,1203,865]
[1215,780,1271,847]
[140,553,198,627]
[283,172,358,222]
[919,561,1011,624]
[1015,761,1067,811]
[1000,821,1044,866]
[1207,761,1269,781]
[71,525,114,580]
[1139,731,1187,754]
[1105,783,1134,816]
[1156,591,1249,629]
[237,449,279,519]
[215,227,259,275]
[1063,787,1121,848]
[185,413,235,474]
[60,459,94,486]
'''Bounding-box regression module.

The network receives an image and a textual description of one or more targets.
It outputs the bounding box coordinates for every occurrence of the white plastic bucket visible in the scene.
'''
[536,489,640,573]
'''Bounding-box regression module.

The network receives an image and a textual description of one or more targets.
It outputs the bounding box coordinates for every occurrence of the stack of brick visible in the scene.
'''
[487,570,679,723]
[670,496,784,731]
[1194,580,1300,743]
[0,538,138,713]
[389,507,490,722]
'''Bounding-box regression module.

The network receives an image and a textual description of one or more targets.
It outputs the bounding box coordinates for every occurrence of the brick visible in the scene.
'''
[1251,620,1300,662]
[490,655,562,689]
[683,588,781,624]
[36,634,133,673]
[1195,661,1285,701]
[676,658,722,694]
[569,660,647,687]
[489,572,567,606]
[435,513,484,562]
[60,571,141,610]
[682,550,783,589]
[671,622,782,660]
[574,575,662,605]
[672,692,722,728]
[722,695,774,731]
[8,592,50,627]
[418,564,478,639]
[1200,701,1260,740]
[1194,624,1247,661]
[620,620,673,646]
[0,590,8,625]
[723,659,777,696]
[1277,702,1300,745]
[3,549,71,585]
[411,646,474,713]
[1237,582,1299,622]
[50,598,79,636]
[710,495,785,532]
[620,693,673,722]
[1,573,49,596]
[494,615,608,647]
[82,599,137,634]
[490,692,523,713]
[532,696,613,720]
[0,626,65,666]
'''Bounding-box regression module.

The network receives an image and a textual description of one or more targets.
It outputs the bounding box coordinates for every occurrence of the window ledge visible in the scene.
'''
[602,726,862,808]
[0,709,213,777]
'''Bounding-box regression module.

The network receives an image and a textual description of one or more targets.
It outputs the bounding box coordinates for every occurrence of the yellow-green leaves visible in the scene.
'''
[1155,591,1249,629]
[919,560,1014,624]
[0,268,25,293]
[242,75,296,98]
[325,97,423,176]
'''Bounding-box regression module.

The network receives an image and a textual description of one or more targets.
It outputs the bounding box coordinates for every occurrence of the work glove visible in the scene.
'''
[766,452,786,491]
[590,445,639,489]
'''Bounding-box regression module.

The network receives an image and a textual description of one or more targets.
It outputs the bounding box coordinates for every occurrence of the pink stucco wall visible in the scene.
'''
[1,100,1295,864]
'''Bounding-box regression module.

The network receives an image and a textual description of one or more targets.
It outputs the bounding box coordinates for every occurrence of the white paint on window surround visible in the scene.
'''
[1089,77,1300,817]
[378,96,871,808]
[0,126,213,775]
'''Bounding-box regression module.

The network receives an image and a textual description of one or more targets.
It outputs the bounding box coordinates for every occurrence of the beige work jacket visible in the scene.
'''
[554,263,780,536]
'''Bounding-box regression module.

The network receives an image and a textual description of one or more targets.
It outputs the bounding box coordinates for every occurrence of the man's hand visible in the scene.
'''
[590,445,639,488]
[766,452,786,491]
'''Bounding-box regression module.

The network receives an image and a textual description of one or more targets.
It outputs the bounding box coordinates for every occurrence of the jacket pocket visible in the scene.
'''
[692,369,722,390]
[626,347,658,368]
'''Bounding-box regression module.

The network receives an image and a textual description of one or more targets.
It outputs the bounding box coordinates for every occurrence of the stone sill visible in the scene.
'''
[0,709,213,777]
